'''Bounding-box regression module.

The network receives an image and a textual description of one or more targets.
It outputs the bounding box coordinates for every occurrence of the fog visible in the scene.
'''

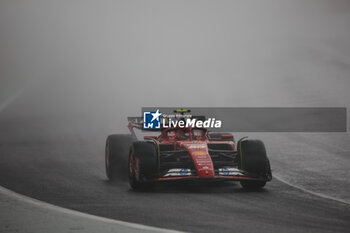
[1,0,350,131]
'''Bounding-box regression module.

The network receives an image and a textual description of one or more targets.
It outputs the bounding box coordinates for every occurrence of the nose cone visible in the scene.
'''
[182,143,215,178]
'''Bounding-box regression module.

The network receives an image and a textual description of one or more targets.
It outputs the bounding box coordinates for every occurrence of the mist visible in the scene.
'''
[1,3,350,228]
[1,0,350,132]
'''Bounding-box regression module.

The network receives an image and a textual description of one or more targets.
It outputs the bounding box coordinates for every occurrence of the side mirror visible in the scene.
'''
[220,134,233,140]
[144,136,157,140]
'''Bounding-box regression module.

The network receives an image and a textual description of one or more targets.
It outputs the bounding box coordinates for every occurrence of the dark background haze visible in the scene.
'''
[1,0,350,132]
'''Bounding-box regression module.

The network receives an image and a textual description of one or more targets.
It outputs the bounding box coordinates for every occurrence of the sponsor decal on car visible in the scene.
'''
[188,144,207,149]
[193,151,207,156]
[164,168,191,177]
[218,167,242,176]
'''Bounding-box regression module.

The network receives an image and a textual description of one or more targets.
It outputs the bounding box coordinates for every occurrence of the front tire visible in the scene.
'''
[105,134,134,181]
[237,139,271,190]
[129,141,158,190]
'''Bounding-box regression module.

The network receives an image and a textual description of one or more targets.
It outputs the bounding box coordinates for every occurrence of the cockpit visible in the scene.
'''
[165,128,207,141]
[191,128,206,140]
[166,128,190,140]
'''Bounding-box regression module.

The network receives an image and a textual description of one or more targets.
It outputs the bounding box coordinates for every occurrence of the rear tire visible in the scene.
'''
[129,141,158,190]
[105,134,134,181]
[237,139,271,190]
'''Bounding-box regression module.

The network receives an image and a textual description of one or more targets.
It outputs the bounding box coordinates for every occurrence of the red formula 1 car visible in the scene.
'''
[105,111,272,190]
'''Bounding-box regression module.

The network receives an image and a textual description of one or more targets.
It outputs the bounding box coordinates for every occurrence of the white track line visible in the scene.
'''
[273,174,350,205]
[0,185,184,233]
[0,90,185,233]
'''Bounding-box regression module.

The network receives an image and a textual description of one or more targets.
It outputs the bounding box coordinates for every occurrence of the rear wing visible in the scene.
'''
[127,116,163,139]
[127,117,142,139]
[127,117,143,128]
[127,117,162,130]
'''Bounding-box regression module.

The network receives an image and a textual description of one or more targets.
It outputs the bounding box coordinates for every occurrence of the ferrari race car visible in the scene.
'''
[105,110,272,190]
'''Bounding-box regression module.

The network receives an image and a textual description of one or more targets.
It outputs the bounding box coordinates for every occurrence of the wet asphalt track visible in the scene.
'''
[0,95,349,233]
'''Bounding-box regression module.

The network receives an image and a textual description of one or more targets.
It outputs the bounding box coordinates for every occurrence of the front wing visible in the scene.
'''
[151,169,271,182]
